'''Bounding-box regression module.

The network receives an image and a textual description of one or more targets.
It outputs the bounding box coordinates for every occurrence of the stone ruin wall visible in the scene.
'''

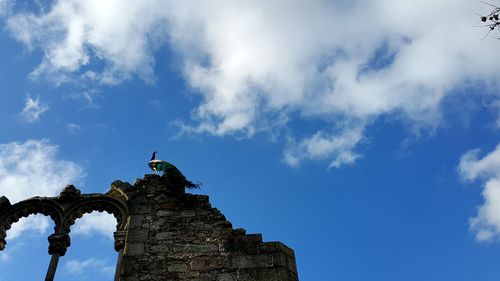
[121,175,298,281]
[0,174,299,281]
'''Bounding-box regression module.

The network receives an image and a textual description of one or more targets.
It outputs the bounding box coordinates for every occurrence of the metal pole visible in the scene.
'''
[113,230,127,281]
[45,253,60,281]
[114,249,124,281]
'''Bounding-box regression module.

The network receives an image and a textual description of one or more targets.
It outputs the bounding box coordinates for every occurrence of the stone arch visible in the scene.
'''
[0,198,64,250]
[0,186,131,281]
[60,196,129,281]
[61,196,129,236]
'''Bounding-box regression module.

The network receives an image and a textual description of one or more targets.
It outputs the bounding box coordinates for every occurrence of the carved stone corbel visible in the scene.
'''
[114,230,127,252]
[48,233,71,256]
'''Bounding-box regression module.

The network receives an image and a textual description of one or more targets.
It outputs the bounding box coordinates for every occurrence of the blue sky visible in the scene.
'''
[1,0,500,280]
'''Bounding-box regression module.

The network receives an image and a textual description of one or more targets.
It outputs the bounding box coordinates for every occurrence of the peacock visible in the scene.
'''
[148,151,200,189]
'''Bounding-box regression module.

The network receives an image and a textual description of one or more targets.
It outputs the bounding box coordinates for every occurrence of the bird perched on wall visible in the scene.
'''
[148,151,162,172]
[148,151,200,189]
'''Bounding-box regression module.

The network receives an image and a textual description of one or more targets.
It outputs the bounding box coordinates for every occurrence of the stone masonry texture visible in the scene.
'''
[120,174,299,281]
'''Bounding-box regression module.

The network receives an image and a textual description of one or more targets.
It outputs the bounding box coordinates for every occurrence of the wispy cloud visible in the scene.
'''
[459,144,500,242]
[72,212,116,239]
[66,123,83,134]
[0,139,84,240]
[3,0,500,167]
[0,251,9,262]
[19,95,48,123]
[0,239,27,264]
[150,99,161,109]
[284,125,364,169]
[64,258,114,277]
[5,215,50,241]
[0,0,10,16]
[64,91,100,109]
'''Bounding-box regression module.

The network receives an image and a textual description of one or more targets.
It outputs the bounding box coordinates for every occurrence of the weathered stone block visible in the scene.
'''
[128,215,147,229]
[189,257,225,270]
[168,263,189,272]
[237,267,298,281]
[172,244,219,254]
[127,230,149,242]
[218,273,237,281]
[156,231,175,240]
[125,243,145,256]
[231,253,290,269]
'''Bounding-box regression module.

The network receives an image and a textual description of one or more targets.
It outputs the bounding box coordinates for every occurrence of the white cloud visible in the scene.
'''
[0,251,9,262]
[64,91,100,109]
[0,139,84,240]
[71,212,116,239]
[459,145,500,181]
[19,95,48,123]
[284,125,364,168]
[66,123,82,133]
[459,143,500,241]
[3,0,500,166]
[64,258,114,277]
[0,0,11,15]
[5,214,50,241]
[0,246,12,262]
[5,0,167,84]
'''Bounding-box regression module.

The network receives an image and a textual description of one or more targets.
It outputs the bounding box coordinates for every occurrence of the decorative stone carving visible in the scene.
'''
[0,199,64,250]
[61,197,129,236]
[0,184,130,251]
[114,230,127,251]
[59,184,82,202]
[48,234,71,256]
[0,196,11,213]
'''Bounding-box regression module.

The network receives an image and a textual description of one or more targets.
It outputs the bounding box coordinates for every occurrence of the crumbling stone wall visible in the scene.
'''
[0,174,298,281]
[120,175,298,281]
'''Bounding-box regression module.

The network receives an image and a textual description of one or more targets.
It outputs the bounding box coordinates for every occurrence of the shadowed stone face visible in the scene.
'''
[120,174,298,281]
